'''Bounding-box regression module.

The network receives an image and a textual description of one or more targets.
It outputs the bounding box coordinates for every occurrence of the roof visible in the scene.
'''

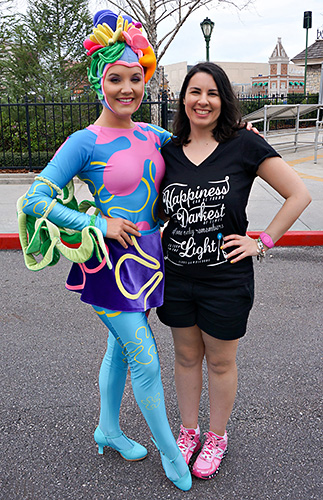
[292,39,323,62]
[269,37,288,60]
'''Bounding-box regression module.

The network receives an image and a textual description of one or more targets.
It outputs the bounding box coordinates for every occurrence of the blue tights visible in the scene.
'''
[92,306,179,459]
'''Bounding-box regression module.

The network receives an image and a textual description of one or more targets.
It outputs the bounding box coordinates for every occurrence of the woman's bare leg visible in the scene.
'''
[202,333,239,436]
[171,325,205,428]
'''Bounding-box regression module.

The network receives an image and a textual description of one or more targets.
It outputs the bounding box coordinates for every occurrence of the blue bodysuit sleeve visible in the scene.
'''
[161,130,172,147]
[22,130,108,235]
[153,125,172,148]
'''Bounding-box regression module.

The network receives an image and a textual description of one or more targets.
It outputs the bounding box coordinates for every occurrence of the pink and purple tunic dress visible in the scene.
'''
[23,122,172,312]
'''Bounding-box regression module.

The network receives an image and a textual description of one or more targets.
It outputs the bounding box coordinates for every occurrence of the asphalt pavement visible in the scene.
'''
[0,133,322,499]
[0,248,322,500]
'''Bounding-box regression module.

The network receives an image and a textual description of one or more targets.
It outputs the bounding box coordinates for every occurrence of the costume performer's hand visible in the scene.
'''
[102,216,141,249]
[221,234,261,264]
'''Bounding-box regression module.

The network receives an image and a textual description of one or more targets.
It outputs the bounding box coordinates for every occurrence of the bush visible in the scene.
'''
[0,151,54,169]
[133,102,152,123]
[0,96,100,168]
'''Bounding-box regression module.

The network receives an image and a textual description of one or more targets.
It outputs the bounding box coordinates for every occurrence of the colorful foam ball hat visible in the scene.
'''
[84,10,157,112]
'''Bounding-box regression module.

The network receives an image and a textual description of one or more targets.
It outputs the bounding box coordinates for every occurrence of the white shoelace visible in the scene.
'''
[200,435,225,461]
[177,430,194,452]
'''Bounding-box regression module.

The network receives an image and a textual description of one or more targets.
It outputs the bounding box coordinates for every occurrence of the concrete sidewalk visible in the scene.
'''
[1,140,323,248]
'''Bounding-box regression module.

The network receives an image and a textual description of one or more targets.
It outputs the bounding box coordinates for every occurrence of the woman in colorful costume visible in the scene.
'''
[20,9,191,491]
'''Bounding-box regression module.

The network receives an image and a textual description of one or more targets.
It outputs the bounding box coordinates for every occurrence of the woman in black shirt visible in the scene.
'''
[157,62,311,480]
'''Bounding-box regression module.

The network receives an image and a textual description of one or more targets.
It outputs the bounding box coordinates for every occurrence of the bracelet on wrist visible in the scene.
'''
[256,237,266,262]
[259,232,274,249]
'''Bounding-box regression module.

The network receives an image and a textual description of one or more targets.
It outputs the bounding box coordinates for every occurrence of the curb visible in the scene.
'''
[247,231,323,247]
[1,231,323,251]
[0,174,83,185]
[0,234,22,250]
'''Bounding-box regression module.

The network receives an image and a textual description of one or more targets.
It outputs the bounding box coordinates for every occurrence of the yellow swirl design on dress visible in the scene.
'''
[79,176,97,195]
[148,161,158,222]
[115,235,163,310]
[123,326,156,365]
[33,201,48,216]
[107,177,150,217]
[149,160,155,184]
[24,180,63,215]
[98,184,115,203]
[22,197,29,209]
[29,182,54,198]
[94,308,121,318]
[141,393,161,410]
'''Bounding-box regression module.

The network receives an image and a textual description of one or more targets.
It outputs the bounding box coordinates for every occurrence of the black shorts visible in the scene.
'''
[157,265,254,341]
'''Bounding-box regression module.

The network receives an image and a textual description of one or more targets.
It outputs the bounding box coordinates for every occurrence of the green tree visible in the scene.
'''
[0,0,14,41]
[1,23,43,97]
[26,0,92,95]
[1,0,93,98]
[0,0,19,93]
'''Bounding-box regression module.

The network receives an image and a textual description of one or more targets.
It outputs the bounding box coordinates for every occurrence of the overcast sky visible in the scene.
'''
[16,0,323,66]
[159,0,323,66]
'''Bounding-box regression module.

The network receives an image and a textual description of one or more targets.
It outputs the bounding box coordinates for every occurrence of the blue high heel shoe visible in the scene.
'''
[151,438,192,491]
[94,427,147,461]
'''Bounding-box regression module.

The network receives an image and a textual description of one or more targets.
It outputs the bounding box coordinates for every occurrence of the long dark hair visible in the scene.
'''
[172,62,242,146]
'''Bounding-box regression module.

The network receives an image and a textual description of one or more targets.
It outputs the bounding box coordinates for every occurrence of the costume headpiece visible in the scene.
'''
[84,10,156,110]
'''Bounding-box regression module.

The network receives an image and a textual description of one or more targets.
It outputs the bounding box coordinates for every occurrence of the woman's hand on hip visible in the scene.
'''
[102,215,141,249]
[221,234,258,264]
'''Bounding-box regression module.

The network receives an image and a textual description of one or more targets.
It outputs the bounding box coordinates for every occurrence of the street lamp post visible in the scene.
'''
[303,11,312,96]
[200,17,214,62]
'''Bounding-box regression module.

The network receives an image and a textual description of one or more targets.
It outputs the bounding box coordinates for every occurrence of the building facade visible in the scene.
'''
[251,38,304,96]
[163,61,269,98]
[161,38,316,98]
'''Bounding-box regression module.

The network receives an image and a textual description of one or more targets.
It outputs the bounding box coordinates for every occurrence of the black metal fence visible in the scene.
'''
[237,92,318,117]
[0,92,318,171]
[0,94,175,171]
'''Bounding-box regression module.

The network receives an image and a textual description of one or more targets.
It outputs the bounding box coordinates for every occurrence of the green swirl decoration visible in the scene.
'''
[88,43,126,98]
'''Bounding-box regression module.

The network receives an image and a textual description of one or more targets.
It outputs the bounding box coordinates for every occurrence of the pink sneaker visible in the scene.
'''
[176,425,201,464]
[192,431,228,479]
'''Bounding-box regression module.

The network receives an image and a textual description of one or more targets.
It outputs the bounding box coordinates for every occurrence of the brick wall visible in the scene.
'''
[270,64,277,75]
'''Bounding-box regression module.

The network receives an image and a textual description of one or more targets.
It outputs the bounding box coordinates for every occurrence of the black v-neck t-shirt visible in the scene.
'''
[161,128,280,283]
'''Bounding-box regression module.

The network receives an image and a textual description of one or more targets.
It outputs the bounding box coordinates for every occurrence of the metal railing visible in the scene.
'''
[0,93,318,171]
[237,92,318,122]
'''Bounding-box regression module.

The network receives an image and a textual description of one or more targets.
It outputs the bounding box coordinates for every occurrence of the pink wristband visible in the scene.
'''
[259,232,274,249]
